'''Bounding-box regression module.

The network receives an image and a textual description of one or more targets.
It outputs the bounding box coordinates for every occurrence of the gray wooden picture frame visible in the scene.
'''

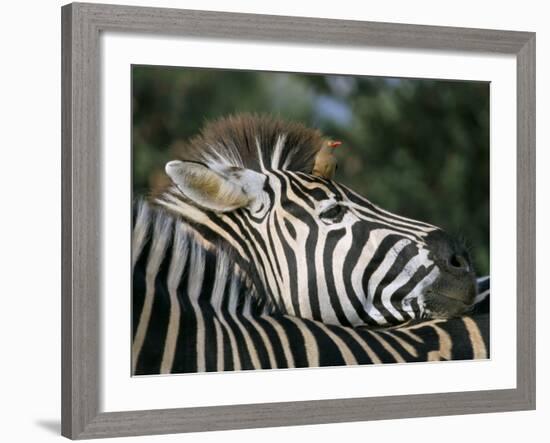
[61,2,536,439]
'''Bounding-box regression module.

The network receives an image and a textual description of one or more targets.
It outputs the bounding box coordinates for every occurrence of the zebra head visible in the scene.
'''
[157,114,476,327]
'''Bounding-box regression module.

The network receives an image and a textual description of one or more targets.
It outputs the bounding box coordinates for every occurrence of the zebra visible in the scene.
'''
[152,114,477,329]
[132,200,489,375]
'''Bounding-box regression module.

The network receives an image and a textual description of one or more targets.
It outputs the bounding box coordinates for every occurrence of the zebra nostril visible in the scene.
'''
[449,253,468,271]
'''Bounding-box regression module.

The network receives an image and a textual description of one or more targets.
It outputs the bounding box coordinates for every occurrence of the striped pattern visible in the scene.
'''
[155,115,477,329]
[157,169,449,328]
[132,201,489,375]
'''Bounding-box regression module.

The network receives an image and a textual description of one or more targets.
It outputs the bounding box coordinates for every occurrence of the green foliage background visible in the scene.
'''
[133,66,489,275]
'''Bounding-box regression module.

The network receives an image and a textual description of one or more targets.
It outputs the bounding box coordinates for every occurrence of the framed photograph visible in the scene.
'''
[61,2,535,439]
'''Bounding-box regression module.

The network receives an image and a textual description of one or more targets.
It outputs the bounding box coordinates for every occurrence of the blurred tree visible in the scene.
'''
[132,66,489,275]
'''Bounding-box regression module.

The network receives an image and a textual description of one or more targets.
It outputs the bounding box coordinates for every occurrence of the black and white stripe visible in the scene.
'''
[154,115,476,329]
[157,167,461,327]
[132,201,489,375]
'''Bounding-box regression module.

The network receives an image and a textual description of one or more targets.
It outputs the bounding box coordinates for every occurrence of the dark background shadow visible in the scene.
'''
[35,420,60,435]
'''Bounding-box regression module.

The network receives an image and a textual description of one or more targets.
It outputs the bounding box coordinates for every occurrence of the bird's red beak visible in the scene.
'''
[328,140,342,148]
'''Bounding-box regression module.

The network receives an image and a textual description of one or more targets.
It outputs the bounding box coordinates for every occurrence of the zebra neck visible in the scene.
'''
[133,199,275,315]
[153,192,278,307]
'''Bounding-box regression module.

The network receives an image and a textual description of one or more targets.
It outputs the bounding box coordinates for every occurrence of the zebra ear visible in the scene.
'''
[165,160,266,213]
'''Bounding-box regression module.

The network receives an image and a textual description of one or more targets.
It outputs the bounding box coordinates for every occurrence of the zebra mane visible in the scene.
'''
[174,113,325,172]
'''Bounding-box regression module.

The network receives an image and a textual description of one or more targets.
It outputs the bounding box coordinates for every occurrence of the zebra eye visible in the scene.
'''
[320,204,346,220]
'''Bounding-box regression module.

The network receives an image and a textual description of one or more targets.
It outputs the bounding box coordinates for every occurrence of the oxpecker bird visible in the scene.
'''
[312,139,342,179]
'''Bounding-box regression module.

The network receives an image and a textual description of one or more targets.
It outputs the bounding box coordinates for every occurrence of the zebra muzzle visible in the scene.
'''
[422,230,477,318]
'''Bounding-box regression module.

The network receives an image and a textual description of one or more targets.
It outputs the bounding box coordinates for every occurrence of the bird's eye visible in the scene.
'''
[320,204,346,220]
